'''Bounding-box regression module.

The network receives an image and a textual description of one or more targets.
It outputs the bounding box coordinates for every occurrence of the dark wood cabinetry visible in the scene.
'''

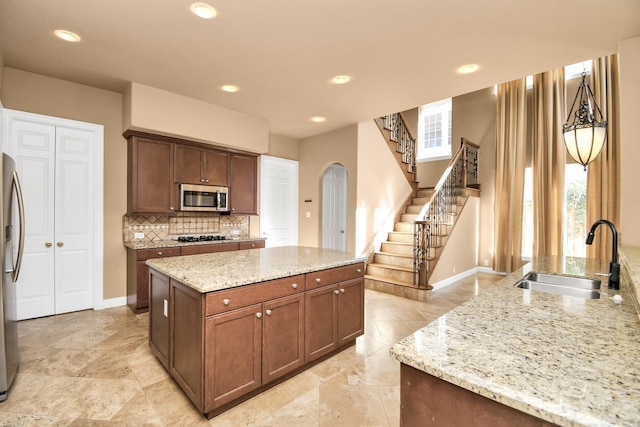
[175,144,230,186]
[180,242,239,256]
[127,134,176,214]
[127,247,180,313]
[238,240,265,250]
[148,261,364,418]
[230,153,258,214]
[149,269,171,368]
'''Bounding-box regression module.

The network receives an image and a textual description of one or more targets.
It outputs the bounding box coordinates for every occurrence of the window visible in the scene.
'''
[417,99,452,161]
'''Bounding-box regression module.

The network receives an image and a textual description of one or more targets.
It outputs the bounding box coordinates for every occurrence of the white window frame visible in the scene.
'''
[417,98,452,162]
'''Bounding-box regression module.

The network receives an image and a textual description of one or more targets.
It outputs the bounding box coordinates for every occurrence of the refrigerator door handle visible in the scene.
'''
[10,171,25,282]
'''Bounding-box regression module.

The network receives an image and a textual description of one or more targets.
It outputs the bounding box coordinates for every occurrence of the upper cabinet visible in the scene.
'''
[127,133,176,215]
[175,145,230,186]
[230,153,258,215]
[125,130,258,216]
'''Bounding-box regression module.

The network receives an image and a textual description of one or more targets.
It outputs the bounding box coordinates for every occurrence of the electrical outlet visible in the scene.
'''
[134,232,144,239]
[232,229,240,235]
[453,267,456,275]
[163,299,168,317]
[484,259,489,267]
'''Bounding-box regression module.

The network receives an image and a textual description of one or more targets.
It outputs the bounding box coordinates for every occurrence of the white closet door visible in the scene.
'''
[260,156,298,247]
[9,118,56,319]
[321,164,347,251]
[54,127,95,314]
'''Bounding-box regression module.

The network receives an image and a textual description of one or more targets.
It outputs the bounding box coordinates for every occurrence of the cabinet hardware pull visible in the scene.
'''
[256,312,262,318]
[158,252,162,255]
[45,242,52,247]
[170,207,174,210]
[266,309,272,316]
[356,268,362,273]
[223,299,230,306]
[315,278,321,283]
[334,290,340,295]
[341,288,345,293]
[292,283,298,289]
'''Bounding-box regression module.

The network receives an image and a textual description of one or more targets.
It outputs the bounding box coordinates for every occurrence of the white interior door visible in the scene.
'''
[260,156,298,247]
[321,164,347,251]
[4,110,102,320]
[9,120,55,319]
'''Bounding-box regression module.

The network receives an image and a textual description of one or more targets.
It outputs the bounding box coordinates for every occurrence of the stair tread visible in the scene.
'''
[377,251,413,259]
[365,274,415,288]
[368,262,413,273]
[382,240,412,246]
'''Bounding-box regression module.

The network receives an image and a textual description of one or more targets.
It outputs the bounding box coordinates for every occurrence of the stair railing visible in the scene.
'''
[413,138,479,287]
[382,113,416,173]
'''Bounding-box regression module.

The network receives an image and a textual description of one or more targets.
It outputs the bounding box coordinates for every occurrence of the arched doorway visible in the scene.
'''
[321,163,347,251]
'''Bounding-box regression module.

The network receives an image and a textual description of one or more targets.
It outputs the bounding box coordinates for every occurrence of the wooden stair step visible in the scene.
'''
[364,274,415,288]
[367,262,413,273]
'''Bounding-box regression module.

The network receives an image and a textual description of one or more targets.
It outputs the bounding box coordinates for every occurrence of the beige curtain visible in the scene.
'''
[532,68,566,257]
[586,55,621,259]
[493,79,527,273]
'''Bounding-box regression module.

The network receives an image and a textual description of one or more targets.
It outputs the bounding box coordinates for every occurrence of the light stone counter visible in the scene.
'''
[146,246,366,293]
[391,254,640,427]
[124,237,265,250]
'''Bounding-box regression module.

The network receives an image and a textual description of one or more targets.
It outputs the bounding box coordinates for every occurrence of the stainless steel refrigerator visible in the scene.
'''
[0,153,24,401]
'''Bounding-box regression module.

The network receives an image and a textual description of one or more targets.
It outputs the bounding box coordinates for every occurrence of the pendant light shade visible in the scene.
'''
[563,72,607,170]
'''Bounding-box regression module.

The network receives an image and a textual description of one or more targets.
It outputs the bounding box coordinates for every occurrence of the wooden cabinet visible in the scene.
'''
[127,247,180,313]
[149,269,171,368]
[230,153,258,214]
[175,144,230,186]
[126,133,176,215]
[305,263,365,362]
[180,242,239,256]
[238,240,265,250]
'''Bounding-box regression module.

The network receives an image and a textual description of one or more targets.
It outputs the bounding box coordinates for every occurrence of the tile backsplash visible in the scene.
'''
[123,212,249,244]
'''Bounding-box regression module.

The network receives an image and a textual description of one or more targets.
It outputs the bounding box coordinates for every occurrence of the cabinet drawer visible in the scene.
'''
[305,262,365,290]
[206,274,304,316]
[137,247,181,261]
[238,240,265,250]
[181,243,238,256]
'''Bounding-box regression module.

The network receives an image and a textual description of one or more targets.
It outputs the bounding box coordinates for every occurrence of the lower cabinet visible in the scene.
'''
[128,247,180,313]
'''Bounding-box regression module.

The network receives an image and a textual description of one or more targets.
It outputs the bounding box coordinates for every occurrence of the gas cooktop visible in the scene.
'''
[177,235,227,242]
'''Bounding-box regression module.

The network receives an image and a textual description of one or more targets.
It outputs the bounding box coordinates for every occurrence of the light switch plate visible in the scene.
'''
[134,232,144,239]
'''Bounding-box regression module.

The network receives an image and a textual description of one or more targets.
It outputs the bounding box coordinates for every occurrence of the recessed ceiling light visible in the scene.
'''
[221,85,239,93]
[190,2,217,19]
[457,64,479,74]
[331,75,351,85]
[54,29,81,43]
[310,116,326,123]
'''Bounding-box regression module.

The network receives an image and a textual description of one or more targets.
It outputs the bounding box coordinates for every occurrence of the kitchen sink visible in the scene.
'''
[515,272,601,299]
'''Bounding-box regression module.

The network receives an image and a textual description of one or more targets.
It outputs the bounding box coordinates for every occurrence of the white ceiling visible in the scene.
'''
[1,0,639,139]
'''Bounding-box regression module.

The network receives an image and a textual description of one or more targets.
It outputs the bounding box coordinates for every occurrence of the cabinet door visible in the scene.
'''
[180,242,238,256]
[128,136,175,214]
[205,304,262,410]
[238,240,265,250]
[230,153,257,214]
[149,270,171,368]
[204,149,230,186]
[262,294,305,384]
[337,278,365,345]
[304,284,338,362]
[175,144,205,184]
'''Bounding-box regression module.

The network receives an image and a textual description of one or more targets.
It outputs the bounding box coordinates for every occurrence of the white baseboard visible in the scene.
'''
[431,266,506,291]
[95,296,127,310]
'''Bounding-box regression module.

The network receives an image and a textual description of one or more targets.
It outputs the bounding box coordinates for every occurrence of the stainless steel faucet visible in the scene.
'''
[585,219,620,290]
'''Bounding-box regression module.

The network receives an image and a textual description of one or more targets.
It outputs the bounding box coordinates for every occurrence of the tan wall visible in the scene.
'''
[2,68,126,300]
[619,36,640,246]
[356,120,413,256]
[429,197,480,284]
[124,82,269,153]
[0,53,4,100]
[298,125,358,251]
[452,87,496,268]
[268,133,299,160]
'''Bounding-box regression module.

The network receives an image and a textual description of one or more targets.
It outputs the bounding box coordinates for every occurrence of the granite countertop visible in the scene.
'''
[124,236,266,250]
[390,252,640,427]
[146,246,366,293]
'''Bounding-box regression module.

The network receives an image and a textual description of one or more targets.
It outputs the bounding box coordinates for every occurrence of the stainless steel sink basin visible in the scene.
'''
[514,272,601,299]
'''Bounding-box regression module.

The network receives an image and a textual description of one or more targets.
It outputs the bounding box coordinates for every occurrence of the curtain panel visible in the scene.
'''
[586,54,621,259]
[493,79,527,273]
[532,68,566,258]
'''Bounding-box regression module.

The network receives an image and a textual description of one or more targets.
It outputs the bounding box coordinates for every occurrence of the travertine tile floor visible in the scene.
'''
[0,272,501,426]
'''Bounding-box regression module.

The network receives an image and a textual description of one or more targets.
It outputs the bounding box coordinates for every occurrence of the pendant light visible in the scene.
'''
[562,72,607,170]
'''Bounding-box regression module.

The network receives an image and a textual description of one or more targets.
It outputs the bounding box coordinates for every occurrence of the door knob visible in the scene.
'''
[56,242,64,247]
[45,242,52,247]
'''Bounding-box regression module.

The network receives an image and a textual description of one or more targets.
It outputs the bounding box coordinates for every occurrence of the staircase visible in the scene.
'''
[364,114,480,301]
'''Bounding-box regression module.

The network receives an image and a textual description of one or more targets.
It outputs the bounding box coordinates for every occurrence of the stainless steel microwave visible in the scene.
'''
[179,184,230,212]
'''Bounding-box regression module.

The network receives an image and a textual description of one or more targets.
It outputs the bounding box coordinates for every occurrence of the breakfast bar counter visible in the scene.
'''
[146,246,366,418]
[390,253,640,426]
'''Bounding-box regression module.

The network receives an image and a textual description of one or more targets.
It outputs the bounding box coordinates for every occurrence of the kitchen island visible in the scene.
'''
[146,246,366,418]
[390,253,640,426]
